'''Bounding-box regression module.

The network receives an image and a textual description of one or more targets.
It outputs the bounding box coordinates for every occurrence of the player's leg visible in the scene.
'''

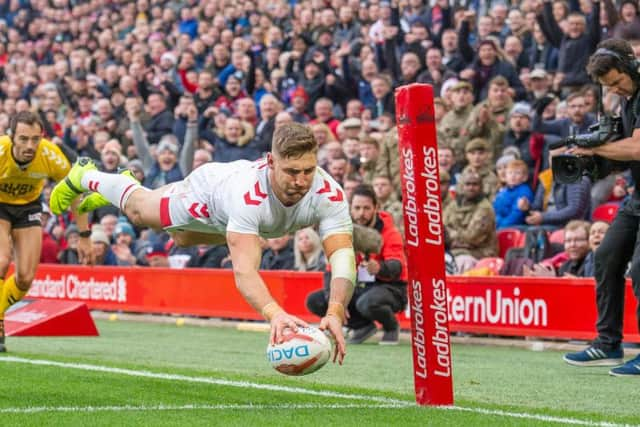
[50,157,140,215]
[2,226,41,302]
[0,220,13,279]
[0,219,13,352]
[119,186,167,229]
[0,225,42,352]
[49,157,100,214]
[49,156,164,227]
[76,169,138,214]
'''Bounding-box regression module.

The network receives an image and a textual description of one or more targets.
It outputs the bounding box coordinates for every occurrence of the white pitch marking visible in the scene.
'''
[0,403,636,426]
[0,356,635,427]
[444,406,637,427]
[0,356,410,405]
[0,403,409,414]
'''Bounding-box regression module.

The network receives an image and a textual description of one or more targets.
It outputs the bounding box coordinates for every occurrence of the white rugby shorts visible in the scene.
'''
[158,165,219,234]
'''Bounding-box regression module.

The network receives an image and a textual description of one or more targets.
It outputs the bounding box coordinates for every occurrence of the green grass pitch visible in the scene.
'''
[0,319,638,426]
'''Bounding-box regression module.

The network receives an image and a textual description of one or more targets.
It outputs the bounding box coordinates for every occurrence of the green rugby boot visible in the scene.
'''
[77,169,138,214]
[50,157,97,215]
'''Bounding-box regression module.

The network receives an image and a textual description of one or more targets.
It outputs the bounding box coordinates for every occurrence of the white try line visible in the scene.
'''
[442,406,639,427]
[0,356,635,427]
[0,403,409,414]
[0,356,410,405]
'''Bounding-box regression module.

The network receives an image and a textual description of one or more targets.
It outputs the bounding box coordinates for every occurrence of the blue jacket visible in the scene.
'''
[179,19,198,39]
[493,183,534,229]
[213,136,262,163]
[143,164,184,189]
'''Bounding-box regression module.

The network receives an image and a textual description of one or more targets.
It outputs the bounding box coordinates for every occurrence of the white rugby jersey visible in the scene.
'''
[171,158,352,239]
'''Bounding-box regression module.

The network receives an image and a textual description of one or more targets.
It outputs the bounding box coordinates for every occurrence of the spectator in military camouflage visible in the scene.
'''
[375,127,401,199]
[457,138,499,201]
[358,136,380,185]
[444,171,498,272]
[439,80,475,164]
[372,175,404,236]
[434,98,450,146]
[461,76,513,162]
[440,170,454,213]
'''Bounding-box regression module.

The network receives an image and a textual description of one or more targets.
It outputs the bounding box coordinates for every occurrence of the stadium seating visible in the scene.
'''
[473,257,505,275]
[497,229,525,258]
[592,203,620,224]
[549,229,565,244]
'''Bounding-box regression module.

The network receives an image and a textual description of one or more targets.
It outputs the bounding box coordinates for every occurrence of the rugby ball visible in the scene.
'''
[266,327,332,376]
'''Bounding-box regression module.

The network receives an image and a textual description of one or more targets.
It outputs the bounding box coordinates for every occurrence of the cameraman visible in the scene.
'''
[563,39,640,376]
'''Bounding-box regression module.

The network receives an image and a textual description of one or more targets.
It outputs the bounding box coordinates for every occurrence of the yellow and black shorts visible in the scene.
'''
[0,200,43,229]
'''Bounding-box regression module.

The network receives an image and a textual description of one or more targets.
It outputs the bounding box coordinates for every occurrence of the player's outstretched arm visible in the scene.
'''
[320,233,356,365]
[227,231,308,344]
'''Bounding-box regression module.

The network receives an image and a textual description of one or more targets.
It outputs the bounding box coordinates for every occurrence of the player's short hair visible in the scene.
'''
[272,122,318,159]
[9,111,43,137]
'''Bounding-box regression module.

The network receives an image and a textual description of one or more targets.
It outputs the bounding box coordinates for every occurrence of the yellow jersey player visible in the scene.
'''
[0,111,92,352]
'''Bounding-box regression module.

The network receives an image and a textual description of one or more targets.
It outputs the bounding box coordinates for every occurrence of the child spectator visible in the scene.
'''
[493,160,534,229]
[583,220,610,277]
[495,153,517,190]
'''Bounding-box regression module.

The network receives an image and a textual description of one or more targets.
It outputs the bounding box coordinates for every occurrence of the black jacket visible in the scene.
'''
[539,1,600,86]
[145,110,175,145]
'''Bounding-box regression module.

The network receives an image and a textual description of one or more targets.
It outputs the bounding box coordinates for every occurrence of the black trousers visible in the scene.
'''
[594,203,640,350]
[306,283,407,332]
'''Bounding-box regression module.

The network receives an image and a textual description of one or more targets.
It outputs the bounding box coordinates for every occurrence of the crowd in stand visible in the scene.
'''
[0,0,637,278]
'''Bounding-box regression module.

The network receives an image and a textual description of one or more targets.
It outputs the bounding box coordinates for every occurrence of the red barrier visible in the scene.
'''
[27,264,323,320]
[436,276,640,342]
[27,265,640,342]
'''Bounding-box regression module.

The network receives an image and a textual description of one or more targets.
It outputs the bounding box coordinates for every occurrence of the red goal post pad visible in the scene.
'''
[396,83,453,406]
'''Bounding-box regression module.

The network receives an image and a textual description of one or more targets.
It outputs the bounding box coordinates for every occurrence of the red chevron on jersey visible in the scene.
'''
[88,180,99,192]
[188,202,210,218]
[316,179,344,202]
[244,181,268,206]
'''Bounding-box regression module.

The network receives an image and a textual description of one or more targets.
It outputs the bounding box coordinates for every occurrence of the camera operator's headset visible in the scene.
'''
[591,47,640,115]
[592,48,640,83]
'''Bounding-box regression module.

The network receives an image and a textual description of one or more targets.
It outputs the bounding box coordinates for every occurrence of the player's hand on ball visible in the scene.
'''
[319,314,346,365]
[270,311,309,345]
